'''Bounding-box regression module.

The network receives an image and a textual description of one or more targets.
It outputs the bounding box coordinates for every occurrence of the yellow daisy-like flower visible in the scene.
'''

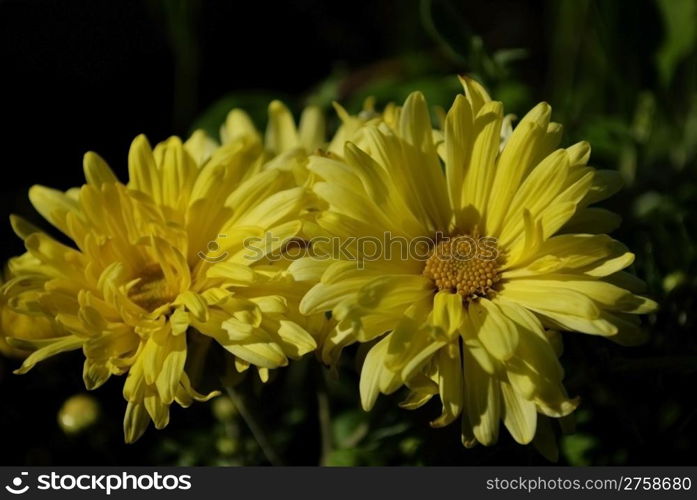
[219,101,325,185]
[3,131,316,442]
[217,101,353,355]
[297,77,657,447]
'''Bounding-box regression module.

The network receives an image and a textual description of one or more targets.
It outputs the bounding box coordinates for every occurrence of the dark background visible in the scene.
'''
[0,0,695,465]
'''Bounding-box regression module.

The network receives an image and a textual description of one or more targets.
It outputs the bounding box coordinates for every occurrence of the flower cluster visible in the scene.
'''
[0,78,655,452]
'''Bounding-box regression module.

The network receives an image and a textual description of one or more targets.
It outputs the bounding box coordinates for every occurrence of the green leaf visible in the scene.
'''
[561,434,597,466]
[655,0,697,85]
[332,410,369,449]
[324,448,362,466]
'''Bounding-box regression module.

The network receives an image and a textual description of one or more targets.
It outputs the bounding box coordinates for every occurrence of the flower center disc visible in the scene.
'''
[128,266,175,311]
[422,235,501,301]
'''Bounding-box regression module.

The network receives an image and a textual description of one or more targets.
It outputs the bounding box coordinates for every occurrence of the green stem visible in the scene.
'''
[223,386,284,466]
[317,370,333,466]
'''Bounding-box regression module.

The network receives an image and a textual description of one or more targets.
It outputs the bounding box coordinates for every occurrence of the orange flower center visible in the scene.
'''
[422,234,501,300]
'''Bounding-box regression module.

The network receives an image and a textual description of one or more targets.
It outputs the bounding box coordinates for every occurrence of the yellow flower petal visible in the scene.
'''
[463,345,501,445]
[184,129,218,165]
[298,106,325,152]
[276,320,317,357]
[461,101,503,225]
[458,75,492,115]
[443,94,474,213]
[357,274,433,311]
[220,109,259,145]
[431,290,464,337]
[562,207,622,234]
[430,342,463,428]
[500,381,537,444]
[13,335,83,374]
[123,401,150,444]
[359,336,400,410]
[472,299,519,361]
[83,151,118,186]
[28,185,80,235]
[486,103,551,236]
[266,100,300,154]
[128,134,161,203]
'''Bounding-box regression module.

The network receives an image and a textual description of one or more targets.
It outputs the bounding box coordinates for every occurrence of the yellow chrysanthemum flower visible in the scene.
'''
[3,130,316,442]
[297,77,657,447]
